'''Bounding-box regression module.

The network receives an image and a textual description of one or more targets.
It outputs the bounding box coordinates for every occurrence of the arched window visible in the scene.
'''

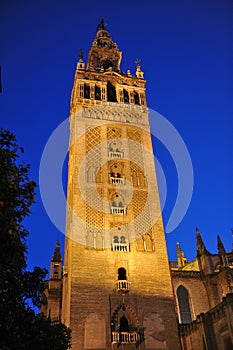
[110,163,123,178]
[112,230,129,252]
[120,316,129,332]
[118,267,127,280]
[110,193,126,214]
[120,236,126,244]
[107,82,117,102]
[123,89,129,103]
[134,91,140,105]
[108,140,123,158]
[95,85,101,100]
[52,263,59,275]
[177,285,192,324]
[84,83,90,99]
[87,166,96,182]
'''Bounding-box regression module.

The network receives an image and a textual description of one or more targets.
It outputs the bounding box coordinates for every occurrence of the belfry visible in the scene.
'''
[50,20,180,349]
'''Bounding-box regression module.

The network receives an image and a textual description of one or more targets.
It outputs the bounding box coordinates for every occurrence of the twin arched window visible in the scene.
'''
[114,236,126,244]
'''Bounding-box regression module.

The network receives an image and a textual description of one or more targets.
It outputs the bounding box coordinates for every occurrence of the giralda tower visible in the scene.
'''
[62,20,180,350]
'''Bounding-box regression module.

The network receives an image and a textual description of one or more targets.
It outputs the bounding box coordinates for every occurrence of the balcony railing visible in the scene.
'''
[109,151,123,159]
[112,243,129,252]
[110,176,125,185]
[116,280,130,292]
[110,206,126,215]
[112,332,138,344]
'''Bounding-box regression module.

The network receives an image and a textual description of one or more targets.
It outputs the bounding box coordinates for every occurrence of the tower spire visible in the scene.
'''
[40,242,63,322]
[77,48,85,71]
[79,48,83,60]
[52,241,62,262]
[176,242,187,268]
[196,227,209,256]
[86,21,122,72]
[217,235,228,267]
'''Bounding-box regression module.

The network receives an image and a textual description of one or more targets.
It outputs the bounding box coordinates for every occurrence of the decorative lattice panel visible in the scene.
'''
[127,129,143,168]
[85,126,102,184]
[86,126,101,152]
[127,129,141,142]
[85,188,104,228]
[131,189,154,241]
[132,190,148,217]
[107,127,121,140]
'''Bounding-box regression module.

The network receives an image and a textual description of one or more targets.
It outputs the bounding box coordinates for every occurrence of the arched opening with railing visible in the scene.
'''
[111,304,140,345]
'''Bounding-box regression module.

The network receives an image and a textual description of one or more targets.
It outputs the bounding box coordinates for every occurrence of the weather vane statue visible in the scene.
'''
[135,58,141,67]
[97,18,106,31]
[79,48,83,60]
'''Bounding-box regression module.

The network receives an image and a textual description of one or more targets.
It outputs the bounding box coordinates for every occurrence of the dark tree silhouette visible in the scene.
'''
[0,129,71,349]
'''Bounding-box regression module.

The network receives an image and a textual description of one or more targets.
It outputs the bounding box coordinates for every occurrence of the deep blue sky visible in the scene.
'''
[1,0,233,272]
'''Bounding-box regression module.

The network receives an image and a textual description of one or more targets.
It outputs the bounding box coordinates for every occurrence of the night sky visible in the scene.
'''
[1,0,233,273]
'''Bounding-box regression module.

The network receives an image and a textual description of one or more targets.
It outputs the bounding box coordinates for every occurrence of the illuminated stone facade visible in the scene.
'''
[42,21,233,350]
[171,229,233,350]
[60,21,179,349]
[41,21,233,350]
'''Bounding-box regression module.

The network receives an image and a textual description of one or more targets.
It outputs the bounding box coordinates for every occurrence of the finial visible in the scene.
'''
[196,227,202,245]
[217,235,226,253]
[217,235,228,266]
[97,18,106,31]
[135,58,144,79]
[127,69,132,77]
[135,58,141,67]
[52,241,62,262]
[176,242,187,268]
[196,227,210,256]
[79,48,83,60]
[77,49,85,70]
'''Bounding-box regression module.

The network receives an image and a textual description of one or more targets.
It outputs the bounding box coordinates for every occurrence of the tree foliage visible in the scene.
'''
[0,129,71,349]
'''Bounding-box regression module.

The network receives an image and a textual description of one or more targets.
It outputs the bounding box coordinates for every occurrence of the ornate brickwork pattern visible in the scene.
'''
[127,130,144,169]
[80,103,148,125]
[85,188,104,229]
[107,126,121,140]
[86,125,101,153]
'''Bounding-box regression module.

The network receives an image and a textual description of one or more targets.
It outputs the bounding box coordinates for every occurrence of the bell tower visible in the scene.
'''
[62,20,180,349]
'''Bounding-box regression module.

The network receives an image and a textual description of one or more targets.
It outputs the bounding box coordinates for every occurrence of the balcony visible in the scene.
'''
[112,331,138,344]
[116,280,130,292]
[112,243,129,252]
[110,176,125,185]
[110,206,126,215]
[109,151,123,159]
